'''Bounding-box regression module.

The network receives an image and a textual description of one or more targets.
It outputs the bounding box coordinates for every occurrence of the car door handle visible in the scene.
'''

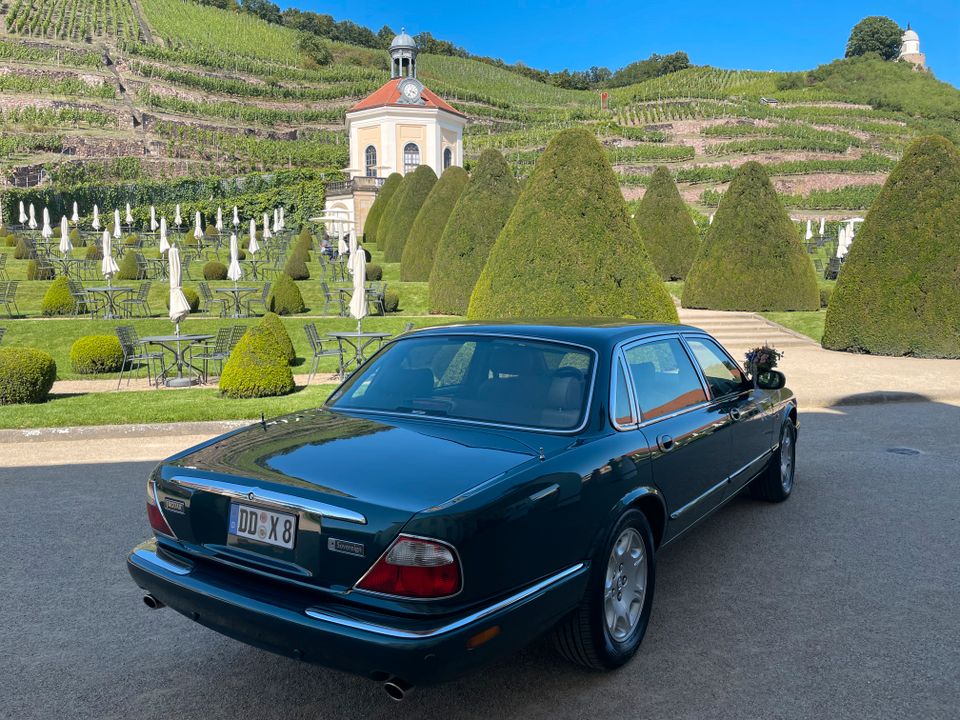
[657,434,675,452]
[729,408,742,422]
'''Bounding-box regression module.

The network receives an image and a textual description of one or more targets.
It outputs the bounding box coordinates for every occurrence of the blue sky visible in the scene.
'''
[291,1,960,87]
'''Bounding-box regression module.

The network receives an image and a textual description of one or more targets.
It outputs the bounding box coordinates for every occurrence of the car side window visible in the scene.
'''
[612,357,635,427]
[624,338,707,421]
[685,337,746,399]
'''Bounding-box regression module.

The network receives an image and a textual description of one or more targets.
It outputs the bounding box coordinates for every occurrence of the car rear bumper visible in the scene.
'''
[127,539,589,685]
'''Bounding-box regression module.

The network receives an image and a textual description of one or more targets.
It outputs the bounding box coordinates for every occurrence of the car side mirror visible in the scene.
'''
[755,370,786,390]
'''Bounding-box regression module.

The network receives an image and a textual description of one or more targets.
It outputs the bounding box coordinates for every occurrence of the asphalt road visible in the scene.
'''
[2,402,958,720]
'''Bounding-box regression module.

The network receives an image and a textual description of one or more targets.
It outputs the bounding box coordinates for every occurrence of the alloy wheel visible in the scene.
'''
[780,427,795,492]
[604,527,647,642]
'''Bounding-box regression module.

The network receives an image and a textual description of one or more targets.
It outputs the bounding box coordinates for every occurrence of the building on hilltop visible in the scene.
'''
[323,30,467,239]
[898,24,926,70]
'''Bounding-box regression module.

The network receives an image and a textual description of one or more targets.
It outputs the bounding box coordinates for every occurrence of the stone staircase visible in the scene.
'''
[676,308,816,356]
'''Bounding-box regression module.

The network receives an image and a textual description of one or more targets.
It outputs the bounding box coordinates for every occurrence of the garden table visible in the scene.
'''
[86,285,134,319]
[145,257,168,279]
[49,256,81,278]
[243,257,270,279]
[326,330,391,378]
[216,286,259,318]
[139,333,214,388]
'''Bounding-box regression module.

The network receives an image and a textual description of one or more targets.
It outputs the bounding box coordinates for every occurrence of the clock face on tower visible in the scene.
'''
[397,78,424,104]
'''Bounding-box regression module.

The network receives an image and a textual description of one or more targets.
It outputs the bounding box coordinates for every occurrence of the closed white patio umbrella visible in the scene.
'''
[174,204,182,227]
[348,244,368,333]
[19,201,26,224]
[805,219,813,240]
[232,206,240,227]
[227,232,242,283]
[216,206,223,232]
[113,209,122,239]
[28,203,37,229]
[168,245,191,329]
[59,216,72,254]
[708,213,714,225]
[159,217,169,254]
[279,206,285,230]
[248,219,259,255]
[272,208,279,234]
[193,211,203,240]
[101,230,119,286]
[71,201,79,224]
[42,207,52,238]
[262,212,272,240]
[91,204,100,230]
[819,217,825,235]
[338,234,349,257]
[125,203,134,226]
[150,206,158,232]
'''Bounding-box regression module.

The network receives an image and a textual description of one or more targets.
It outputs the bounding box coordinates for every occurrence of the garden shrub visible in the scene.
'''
[219,325,294,399]
[41,277,76,316]
[0,347,57,405]
[295,232,313,255]
[4,233,16,247]
[203,260,227,281]
[401,166,469,281]
[430,150,519,315]
[468,129,678,322]
[364,172,402,245]
[116,251,142,280]
[0,224,6,237]
[124,234,139,246]
[819,286,833,308]
[365,263,383,281]
[85,244,103,261]
[70,335,124,374]
[682,162,819,311]
[27,259,54,280]
[634,166,700,280]
[205,225,219,238]
[260,312,296,364]
[267,272,305,315]
[384,289,400,313]
[283,249,310,280]
[375,173,412,256]
[14,237,33,259]
[164,287,200,313]
[823,135,960,357]
[69,228,81,245]
[382,165,437,262]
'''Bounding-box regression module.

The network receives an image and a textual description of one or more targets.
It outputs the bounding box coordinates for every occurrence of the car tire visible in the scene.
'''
[553,509,655,670]
[749,420,796,502]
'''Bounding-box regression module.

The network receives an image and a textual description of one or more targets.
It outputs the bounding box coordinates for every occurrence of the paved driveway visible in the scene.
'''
[2,402,957,720]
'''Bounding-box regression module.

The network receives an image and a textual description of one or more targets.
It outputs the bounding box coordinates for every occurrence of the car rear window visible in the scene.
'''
[329,335,594,431]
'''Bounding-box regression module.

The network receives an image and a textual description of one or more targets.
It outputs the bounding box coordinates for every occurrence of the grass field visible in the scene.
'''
[760,311,826,342]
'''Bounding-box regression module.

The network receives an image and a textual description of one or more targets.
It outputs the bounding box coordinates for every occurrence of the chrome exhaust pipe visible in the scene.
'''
[143,594,165,610]
[383,676,413,701]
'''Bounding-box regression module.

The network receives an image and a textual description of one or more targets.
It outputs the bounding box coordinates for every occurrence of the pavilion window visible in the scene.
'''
[365,145,377,177]
[443,147,453,169]
[403,143,420,174]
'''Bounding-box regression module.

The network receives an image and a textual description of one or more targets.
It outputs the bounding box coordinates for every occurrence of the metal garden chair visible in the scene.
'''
[304,323,343,384]
[115,325,166,388]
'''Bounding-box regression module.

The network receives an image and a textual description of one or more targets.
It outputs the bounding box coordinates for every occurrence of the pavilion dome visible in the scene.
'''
[902,28,919,41]
[390,30,416,50]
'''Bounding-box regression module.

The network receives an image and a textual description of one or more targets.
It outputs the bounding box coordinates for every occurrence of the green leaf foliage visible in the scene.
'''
[381,165,437,262]
[363,172,401,245]
[219,325,294,399]
[165,287,200,313]
[634,166,700,280]
[401,166,469,281]
[26,259,54,281]
[429,150,519,315]
[384,289,400,313]
[267,272,305,315]
[0,347,56,405]
[41,277,75,316]
[85,244,103,260]
[467,129,678,322]
[14,237,33,259]
[260,311,296,364]
[70,335,124,374]
[116,251,142,280]
[682,161,819,311]
[365,263,383,281]
[822,135,960,357]
[845,16,902,61]
[283,248,310,280]
[203,260,228,280]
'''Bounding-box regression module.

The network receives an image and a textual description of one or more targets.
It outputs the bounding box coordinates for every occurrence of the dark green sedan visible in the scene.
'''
[128,322,797,699]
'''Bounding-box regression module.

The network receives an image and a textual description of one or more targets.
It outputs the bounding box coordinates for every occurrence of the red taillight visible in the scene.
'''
[356,535,461,599]
[146,480,176,538]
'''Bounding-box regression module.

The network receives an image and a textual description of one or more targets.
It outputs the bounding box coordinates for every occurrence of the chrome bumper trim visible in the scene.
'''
[131,546,192,576]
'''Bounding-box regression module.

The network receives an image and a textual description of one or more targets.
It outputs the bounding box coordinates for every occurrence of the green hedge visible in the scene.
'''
[260,312,296,364]
[283,248,310,280]
[365,263,383,281]
[116,251,142,280]
[823,135,960,357]
[429,150,519,315]
[468,129,677,322]
[27,259,54,280]
[682,162,819,311]
[267,272,305,315]
[0,347,57,404]
[384,289,400,313]
[400,166,469,281]
[203,260,227,281]
[219,325,294,398]
[41,277,76,316]
[164,287,200,313]
[85,244,102,260]
[363,172,401,245]
[70,335,124,374]
[382,165,437,262]
[634,166,700,281]
[14,237,32,259]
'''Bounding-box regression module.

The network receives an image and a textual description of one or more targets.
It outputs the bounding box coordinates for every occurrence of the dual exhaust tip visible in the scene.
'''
[143,594,165,610]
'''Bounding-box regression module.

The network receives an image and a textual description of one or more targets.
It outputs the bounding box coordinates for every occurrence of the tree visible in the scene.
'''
[240,0,281,25]
[376,25,395,49]
[429,150,519,315]
[634,166,700,281]
[682,162,819,311]
[363,173,401,246]
[845,16,903,61]
[297,33,332,66]
[467,129,677,322]
[822,135,960,357]
[401,166,469,281]
[381,166,437,263]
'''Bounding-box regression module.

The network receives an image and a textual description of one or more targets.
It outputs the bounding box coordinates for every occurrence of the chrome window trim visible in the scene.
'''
[329,332,600,436]
[352,533,465,602]
[170,476,368,525]
[307,563,585,638]
[610,350,639,431]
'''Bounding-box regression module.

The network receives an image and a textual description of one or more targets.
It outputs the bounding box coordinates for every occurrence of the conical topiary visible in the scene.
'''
[116,251,142,280]
[283,248,310,280]
[467,129,677,322]
[823,135,960,357]
[429,150,519,315]
[401,166,469,281]
[219,325,294,399]
[382,165,437,262]
[260,311,296,364]
[682,162,818,311]
[635,166,700,280]
[375,173,412,257]
[364,172,402,246]
[267,272,305,315]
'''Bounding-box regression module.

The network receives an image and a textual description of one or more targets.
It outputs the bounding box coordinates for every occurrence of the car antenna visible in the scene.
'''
[538,447,545,462]
[260,412,266,430]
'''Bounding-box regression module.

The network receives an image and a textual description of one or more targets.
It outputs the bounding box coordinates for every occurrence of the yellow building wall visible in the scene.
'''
[357,126,380,174]
[396,124,427,172]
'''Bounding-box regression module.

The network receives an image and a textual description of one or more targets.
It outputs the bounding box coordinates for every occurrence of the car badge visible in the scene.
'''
[163,498,186,514]
[327,538,365,557]
[248,491,255,501]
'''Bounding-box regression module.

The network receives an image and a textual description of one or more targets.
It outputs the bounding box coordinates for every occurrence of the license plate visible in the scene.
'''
[229,503,297,549]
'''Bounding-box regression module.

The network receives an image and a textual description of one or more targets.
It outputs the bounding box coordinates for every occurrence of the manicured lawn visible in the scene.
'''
[2,384,337,429]
[760,311,826,342]
[664,280,684,300]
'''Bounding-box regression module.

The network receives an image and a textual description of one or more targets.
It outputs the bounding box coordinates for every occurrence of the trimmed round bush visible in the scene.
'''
[205,225,219,238]
[682,162,819,311]
[267,272,305,315]
[0,347,57,405]
[283,249,310,280]
[468,129,678,322]
[219,325,294,399]
[4,233,16,247]
[382,165,437,262]
[116,251,142,280]
[85,244,103,261]
[635,166,700,280]
[14,237,33,259]
[384,289,400,313]
[70,335,124,374]
[819,286,833,308]
[164,287,200,313]
[123,234,139,246]
[365,263,383,281]
[364,172,402,245]
[203,260,228,280]
[260,312,295,364]
[69,228,81,245]
[41,277,75,316]
[27,259,54,280]
[0,224,6,237]
[430,150,519,315]
[823,135,960,357]
[401,166,469,281]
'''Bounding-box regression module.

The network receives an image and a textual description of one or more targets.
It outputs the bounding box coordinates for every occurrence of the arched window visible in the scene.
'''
[443,147,453,169]
[403,143,420,174]
[365,145,377,177]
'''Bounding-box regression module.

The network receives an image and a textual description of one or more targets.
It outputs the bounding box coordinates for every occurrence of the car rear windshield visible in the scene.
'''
[329,335,595,431]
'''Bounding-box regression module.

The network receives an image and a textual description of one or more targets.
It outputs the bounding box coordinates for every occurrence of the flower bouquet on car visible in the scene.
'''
[744,345,783,387]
